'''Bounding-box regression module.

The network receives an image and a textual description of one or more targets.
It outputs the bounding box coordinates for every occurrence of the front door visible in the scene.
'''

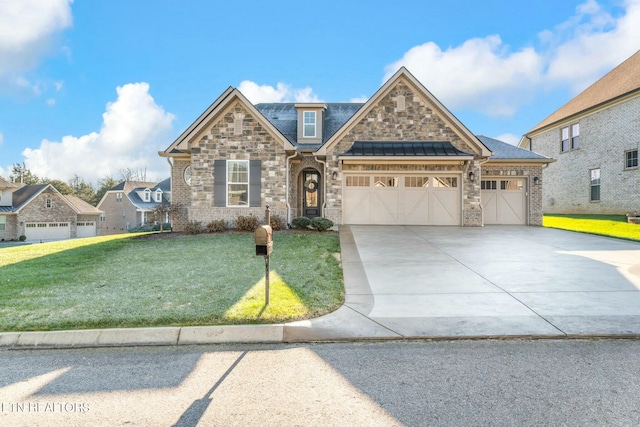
[302,170,321,218]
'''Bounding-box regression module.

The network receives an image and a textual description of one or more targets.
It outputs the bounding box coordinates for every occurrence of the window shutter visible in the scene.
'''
[249,160,261,207]
[213,160,226,207]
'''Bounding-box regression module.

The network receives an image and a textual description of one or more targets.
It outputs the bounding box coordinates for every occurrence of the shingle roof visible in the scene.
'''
[476,135,550,160]
[341,141,473,157]
[64,195,102,214]
[255,103,363,145]
[11,184,48,210]
[529,50,640,133]
[0,177,21,190]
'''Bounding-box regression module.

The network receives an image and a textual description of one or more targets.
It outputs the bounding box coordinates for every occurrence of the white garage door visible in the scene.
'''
[77,221,96,238]
[343,174,460,225]
[25,222,70,241]
[481,179,527,224]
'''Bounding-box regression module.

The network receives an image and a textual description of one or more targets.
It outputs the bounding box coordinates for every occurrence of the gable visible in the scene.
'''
[160,88,295,157]
[318,68,491,158]
[527,49,640,135]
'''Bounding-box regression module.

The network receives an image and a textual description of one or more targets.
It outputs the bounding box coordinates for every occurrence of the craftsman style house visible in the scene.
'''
[520,50,640,215]
[96,179,171,235]
[0,178,101,241]
[160,67,552,230]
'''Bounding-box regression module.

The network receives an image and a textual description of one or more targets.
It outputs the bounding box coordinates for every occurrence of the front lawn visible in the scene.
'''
[0,232,344,332]
[543,214,640,242]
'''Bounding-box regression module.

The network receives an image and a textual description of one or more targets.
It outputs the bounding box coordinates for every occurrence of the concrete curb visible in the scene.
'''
[0,325,285,349]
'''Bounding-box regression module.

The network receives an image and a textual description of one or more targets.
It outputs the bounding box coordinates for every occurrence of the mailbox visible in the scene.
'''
[254,225,273,256]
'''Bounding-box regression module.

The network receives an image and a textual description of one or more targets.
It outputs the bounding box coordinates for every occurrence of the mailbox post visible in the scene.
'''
[254,205,273,305]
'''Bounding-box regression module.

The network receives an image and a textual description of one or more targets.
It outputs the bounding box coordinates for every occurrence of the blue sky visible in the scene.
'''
[1,0,639,184]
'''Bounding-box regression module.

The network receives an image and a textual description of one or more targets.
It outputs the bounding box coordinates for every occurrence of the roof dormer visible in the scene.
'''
[295,103,327,144]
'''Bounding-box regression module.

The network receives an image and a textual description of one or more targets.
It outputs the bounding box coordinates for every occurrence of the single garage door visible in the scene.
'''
[77,221,96,238]
[481,179,527,224]
[25,222,70,241]
[343,174,460,225]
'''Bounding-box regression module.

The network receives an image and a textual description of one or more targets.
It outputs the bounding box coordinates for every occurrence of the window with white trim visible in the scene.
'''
[561,123,580,152]
[590,168,601,201]
[143,189,151,202]
[116,192,122,203]
[46,198,52,208]
[227,160,249,206]
[154,189,162,202]
[625,149,638,169]
[303,111,316,138]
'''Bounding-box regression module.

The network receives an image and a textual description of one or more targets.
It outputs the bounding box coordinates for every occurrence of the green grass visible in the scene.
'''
[0,232,344,332]
[543,214,640,242]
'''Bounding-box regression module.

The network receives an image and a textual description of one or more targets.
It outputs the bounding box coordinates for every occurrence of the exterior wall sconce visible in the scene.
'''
[468,171,475,182]
[332,171,338,180]
[533,176,540,185]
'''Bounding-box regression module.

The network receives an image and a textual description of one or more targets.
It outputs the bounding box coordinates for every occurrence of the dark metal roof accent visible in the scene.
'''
[476,135,550,160]
[341,141,473,157]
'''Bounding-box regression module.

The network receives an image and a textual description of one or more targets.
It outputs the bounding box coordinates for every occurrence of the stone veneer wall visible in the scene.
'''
[529,96,640,214]
[16,188,79,238]
[183,100,289,229]
[170,159,192,231]
[325,80,482,226]
[481,164,544,225]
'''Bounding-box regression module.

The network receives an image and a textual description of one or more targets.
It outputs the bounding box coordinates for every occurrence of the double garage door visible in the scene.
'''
[24,221,97,241]
[343,174,461,225]
[25,222,70,241]
[343,174,527,225]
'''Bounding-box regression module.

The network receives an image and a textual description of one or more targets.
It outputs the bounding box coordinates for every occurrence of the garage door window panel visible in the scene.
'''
[405,176,429,187]
[374,176,398,187]
[346,176,370,187]
[433,177,457,188]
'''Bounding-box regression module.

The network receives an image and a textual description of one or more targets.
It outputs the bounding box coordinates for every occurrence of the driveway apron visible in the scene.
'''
[285,225,640,340]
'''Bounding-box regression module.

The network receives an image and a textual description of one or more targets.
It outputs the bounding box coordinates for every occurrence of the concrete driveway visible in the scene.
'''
[285,225,640,340]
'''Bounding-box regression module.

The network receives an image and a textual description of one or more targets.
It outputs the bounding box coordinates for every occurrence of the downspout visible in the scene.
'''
[477,157,490,226]
[285,152,297,226]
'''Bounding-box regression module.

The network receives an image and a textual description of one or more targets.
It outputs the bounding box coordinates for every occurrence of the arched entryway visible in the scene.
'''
[301,168,321,218]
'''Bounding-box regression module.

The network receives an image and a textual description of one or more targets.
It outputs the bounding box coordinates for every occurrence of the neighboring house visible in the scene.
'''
[160,67,552,230]
[0,178,102,241]
[520,50,640,215]
[96,179,171,235]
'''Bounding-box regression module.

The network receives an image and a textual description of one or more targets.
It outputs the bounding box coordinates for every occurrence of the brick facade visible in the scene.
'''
[530,96,640,214]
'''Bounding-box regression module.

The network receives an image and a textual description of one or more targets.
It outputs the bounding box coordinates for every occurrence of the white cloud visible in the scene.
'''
[384,0,640,118]
[350,96,369,103]
[494,133,520,146]
[544,0,640,93]
[384,36,543,117]
[22,82,175,183]
[238,80,322,103]
[0,0,72,92]
[0,132,3,146]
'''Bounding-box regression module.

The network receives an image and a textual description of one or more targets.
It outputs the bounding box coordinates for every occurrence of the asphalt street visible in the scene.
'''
[2,339,640,426]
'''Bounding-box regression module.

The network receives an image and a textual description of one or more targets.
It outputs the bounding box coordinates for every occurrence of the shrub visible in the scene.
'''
[310,217,334,231]
[19,235,26,241]
[269,214,285,231]
[291,216,311,229]
[185,220,204,235]
[235,214,259,232]
[129,225,155,233]
[205,219,227,233]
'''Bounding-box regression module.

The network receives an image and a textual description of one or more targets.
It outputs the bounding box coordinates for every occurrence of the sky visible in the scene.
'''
[1,0,639,185]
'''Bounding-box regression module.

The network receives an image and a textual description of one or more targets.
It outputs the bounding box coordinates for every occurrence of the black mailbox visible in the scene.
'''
[254,225,273,256]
